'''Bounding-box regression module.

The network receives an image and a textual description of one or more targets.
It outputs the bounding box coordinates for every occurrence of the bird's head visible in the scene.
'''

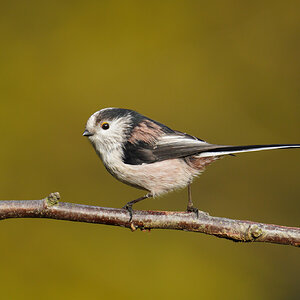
[83,108,141,157]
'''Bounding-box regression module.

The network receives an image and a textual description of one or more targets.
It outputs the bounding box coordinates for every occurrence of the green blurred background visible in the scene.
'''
[1,1,299,299]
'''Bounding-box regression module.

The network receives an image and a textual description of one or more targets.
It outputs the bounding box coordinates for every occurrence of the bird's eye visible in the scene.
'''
[101,122,109,130]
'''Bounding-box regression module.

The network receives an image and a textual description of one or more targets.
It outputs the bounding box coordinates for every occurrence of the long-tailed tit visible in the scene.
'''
[83,108,300,220]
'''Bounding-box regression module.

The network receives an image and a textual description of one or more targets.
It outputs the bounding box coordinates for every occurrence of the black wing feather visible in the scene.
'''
[123,141,157,164]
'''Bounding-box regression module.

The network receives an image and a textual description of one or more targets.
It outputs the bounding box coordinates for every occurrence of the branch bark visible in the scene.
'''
[0,192,299,247]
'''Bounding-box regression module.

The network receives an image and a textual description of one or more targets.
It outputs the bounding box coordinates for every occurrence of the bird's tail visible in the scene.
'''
[198,144,300,157]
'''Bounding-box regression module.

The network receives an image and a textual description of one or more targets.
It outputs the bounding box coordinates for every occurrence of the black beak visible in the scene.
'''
[83,130,94,137]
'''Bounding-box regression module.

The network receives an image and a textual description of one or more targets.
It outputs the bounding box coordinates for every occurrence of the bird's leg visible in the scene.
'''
[186,184,199,217]
[186,185,209,217]
[122,193,153,222]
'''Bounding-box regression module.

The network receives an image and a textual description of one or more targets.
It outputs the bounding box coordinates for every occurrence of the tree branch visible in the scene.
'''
[0,192,299,247]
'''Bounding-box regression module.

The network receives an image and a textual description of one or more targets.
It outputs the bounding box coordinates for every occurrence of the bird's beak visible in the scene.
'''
[83,130,94,137]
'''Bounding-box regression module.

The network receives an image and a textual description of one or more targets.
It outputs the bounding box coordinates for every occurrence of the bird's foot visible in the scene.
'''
[186,206,209,218]
[122,194,151,222]
[187,206,199,218]
[122,204,134,222]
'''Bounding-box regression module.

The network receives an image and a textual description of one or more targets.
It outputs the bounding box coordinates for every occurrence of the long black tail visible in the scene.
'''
[198,144,300,157]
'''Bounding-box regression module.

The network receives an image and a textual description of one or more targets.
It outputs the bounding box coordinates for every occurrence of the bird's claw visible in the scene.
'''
[186,207,209,218]
[187,206,199,218]
[122,204,133,222]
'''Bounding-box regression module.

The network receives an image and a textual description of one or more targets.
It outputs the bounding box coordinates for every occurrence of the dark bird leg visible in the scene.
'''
[186,184,209,217]
[122,193,153,222]
[186,184,200,217]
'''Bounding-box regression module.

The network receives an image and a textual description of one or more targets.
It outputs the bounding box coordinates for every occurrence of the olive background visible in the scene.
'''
[1,1,299,299]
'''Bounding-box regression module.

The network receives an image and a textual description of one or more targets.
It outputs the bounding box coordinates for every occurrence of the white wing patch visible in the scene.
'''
[156,134,209,148]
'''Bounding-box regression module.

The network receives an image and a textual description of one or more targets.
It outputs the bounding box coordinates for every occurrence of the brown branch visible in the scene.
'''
[0,192,299,247]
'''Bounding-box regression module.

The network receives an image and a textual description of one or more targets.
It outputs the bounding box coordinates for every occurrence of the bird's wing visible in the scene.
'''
[123,130,215,165]
[152,133,218,160]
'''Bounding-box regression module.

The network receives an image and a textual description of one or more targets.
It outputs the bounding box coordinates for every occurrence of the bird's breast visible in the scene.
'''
[103,157,204,196]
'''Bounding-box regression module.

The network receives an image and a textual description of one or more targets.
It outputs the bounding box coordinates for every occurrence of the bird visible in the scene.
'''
[83,107,300,220]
